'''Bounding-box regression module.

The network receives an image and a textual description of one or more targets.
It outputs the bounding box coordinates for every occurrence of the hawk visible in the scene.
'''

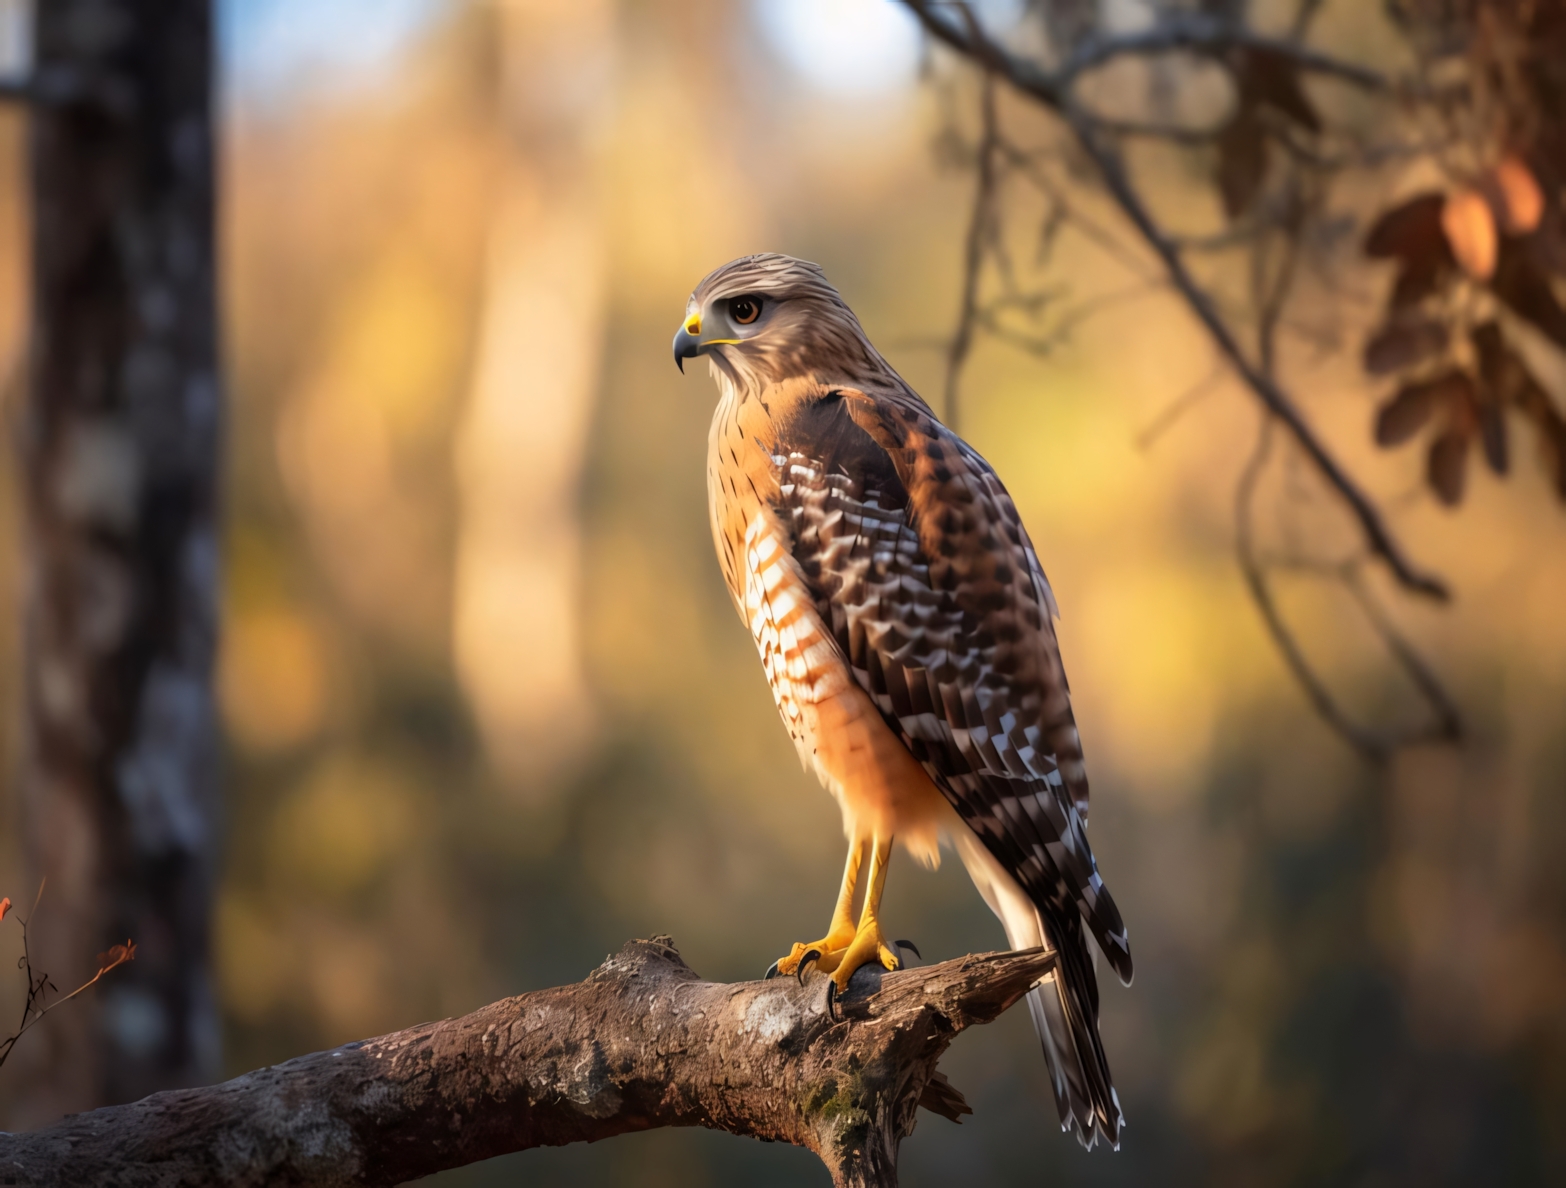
[674,254,1132,1149]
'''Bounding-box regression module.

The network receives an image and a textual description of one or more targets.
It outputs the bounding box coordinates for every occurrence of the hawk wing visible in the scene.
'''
[768,385,1132,1145]
[770,386,1132,980]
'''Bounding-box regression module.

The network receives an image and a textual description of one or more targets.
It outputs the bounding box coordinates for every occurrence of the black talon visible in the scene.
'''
[796,949,822,985]
[826,979,840,1022]
[894,939,922,961]
[763,960,781,980]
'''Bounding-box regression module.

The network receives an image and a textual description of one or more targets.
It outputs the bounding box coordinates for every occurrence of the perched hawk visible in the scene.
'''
[674,254,1132,1149]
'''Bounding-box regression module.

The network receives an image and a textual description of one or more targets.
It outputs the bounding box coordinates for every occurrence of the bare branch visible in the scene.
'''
[905,2,1390,103]
[1236,419,1462,760]
[902,0,1451,602]
[1236,183,1462,756]
[945,71,1000,433]
[1055,13,1391,93]
[0,937,1057,1188]
[1236,420,1392,760]
[0,885,137,1073]
[1065,124,1447,597]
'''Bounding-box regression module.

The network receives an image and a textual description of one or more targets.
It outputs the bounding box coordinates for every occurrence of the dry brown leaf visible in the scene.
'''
[1365,192,1448,260]
[1479,403,1509,474]
[1238,48,1321,133]
[1363,319,1449,375]
[1443,189,1498,279]
[1493,241,1566,347]
[1390,256,1448,309]
[1492,157,1544,235]
[1515,380,1566,500]
[1544,418,1566,501]
[1217,115,1267,220]
[1427,429,1470,505]
[95,939,137,973]
[1375,371,1472,446]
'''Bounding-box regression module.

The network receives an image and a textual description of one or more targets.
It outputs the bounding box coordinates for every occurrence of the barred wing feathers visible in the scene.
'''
[769,386,1132,1146]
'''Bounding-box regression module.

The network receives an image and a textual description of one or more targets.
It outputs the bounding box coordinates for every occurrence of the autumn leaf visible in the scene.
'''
[1235,48,1322,133]
[1532,215,1566,277]
[1217,114,1268,220]
[0,897,10,924]
[1491,157,1544,235]
[1470,320,1533,409]
[1363,319,1449,374]
[1492,240,1566,347]
[1375,371,1472,446]
[1365,193,1448,260]
[1479,403,1509,474]
[1443,188,1498,280]
[1389,255,1449,309]
[1427,429,1470,505]
[95,940,137,974]
[1512,368,1566,501]
[1541,414,1566,500]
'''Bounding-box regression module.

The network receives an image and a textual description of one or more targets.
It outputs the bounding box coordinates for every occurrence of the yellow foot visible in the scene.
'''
[829,921,901,993]
[771,936,852,978]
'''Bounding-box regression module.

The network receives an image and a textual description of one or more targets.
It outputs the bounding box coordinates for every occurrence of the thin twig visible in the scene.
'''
[1135,356,1227,451]
[945,70,999,433]
[0,882,137,1073]
[1236,179,1461,756]
[1093,117,1225,144]
[1055,13,1391,93]
[993,141,1160,284]
[1235,418,1396,761]
[975,282,1154,358]
[901,0,1451,602]
[1341,567,1463,742]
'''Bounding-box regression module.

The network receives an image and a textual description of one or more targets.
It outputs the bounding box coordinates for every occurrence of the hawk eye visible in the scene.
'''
[730,297,762,325]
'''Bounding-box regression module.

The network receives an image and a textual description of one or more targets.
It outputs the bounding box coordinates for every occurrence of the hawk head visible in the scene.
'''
[673,253,892,390]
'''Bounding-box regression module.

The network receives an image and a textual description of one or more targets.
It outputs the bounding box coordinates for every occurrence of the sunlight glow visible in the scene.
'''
[752,0,921,97]
[221,0,448,102]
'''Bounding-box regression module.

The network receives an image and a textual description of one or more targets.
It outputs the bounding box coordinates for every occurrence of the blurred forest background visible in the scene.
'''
[1,1,1564,1185]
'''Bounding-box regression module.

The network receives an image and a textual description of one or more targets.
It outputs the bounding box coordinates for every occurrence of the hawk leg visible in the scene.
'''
[771,836,865,978]
[829,834,901,992]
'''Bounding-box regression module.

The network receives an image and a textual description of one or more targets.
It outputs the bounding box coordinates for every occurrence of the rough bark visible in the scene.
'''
[14,0,221,1123]
[0,937,1058,1188]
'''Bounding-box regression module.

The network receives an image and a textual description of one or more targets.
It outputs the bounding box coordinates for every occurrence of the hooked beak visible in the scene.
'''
[673,310,702,373]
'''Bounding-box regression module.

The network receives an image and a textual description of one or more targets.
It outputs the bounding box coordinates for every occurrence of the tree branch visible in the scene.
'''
[1054,12,1391,93]
[902,0,1450,602]
[0,937,1057,1188]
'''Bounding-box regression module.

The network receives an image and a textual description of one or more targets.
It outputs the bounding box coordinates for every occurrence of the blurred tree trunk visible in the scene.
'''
[14,0,220,1123]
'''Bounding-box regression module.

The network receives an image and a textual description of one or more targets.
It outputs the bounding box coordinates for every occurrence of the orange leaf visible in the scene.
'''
[1442,189,1498,279]
[1492,157,1543,235]
[0,897,10,923]
[95,939,137,972]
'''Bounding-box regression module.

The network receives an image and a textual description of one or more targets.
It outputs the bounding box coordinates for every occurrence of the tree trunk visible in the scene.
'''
[0,938,1057,1188]
[14,0,220,1123]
